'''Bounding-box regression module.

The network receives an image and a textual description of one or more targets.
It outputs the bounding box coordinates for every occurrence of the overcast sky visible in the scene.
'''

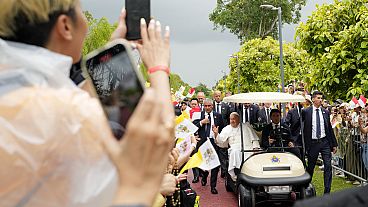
[81,0,333,88]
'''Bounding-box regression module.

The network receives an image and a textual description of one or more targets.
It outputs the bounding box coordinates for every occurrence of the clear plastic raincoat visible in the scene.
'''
[0,39,118,207]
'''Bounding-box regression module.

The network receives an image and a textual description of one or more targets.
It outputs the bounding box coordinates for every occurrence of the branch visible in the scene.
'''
[262,17,278,38]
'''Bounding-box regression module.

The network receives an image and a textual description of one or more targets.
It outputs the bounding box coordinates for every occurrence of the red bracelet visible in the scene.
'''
[148,65,170,75]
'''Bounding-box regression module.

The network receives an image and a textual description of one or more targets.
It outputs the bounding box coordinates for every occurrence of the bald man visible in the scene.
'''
[197,92,205,111]
[213,90,231,178]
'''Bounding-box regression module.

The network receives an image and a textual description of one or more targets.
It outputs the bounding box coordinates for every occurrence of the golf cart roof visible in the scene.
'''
[223,92,305,104]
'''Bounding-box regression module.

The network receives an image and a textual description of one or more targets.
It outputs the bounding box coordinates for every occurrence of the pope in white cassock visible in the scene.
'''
[213,112,260,180]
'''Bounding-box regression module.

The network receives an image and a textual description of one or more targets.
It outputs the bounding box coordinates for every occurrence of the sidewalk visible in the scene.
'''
[188,171,238,207]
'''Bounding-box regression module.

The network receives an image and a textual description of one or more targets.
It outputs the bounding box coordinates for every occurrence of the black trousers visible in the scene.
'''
[217,147,229,175]
[306,138,332,194]
[200,138,220,188]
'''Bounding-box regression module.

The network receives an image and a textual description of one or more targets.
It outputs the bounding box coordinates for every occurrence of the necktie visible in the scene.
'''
[244,108,249,123]
[217,103,221,114]
[266,108,270,123]
[316,108,321,139]
[200,104,203,111]
[206,113,211,137]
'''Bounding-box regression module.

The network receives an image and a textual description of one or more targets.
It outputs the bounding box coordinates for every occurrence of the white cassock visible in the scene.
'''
[216,122,260,180]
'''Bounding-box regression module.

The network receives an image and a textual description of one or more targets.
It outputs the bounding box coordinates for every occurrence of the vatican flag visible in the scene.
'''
[175,135,192,156]
[175,111,197,138]
[180,139,220,174]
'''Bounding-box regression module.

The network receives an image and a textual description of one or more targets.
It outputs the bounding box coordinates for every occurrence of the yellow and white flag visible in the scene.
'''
[180,139,220,174]
[175,111,198,138]
[175,135,192,156]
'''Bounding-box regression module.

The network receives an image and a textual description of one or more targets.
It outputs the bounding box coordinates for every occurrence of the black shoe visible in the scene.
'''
[221,172,225,178]
[201,177,207,186]
[192,176,199,183]
[211,187,218,194]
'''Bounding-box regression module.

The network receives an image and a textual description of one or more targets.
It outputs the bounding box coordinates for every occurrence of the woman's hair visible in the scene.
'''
[0,0,77,47]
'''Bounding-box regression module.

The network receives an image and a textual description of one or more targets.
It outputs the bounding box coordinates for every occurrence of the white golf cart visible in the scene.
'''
[222,92,316,207]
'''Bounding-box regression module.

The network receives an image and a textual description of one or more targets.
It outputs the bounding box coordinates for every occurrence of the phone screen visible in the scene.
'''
[86,44,144,140]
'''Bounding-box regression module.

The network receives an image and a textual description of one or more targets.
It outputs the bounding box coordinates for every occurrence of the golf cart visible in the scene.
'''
[222,92,316,207]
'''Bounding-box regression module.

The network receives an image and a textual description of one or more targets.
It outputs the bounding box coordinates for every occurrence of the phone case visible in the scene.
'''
[81,39,146,97]
[126,0,150,40]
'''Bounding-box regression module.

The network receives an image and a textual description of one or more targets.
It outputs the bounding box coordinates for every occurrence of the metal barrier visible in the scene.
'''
[318,126,368,184]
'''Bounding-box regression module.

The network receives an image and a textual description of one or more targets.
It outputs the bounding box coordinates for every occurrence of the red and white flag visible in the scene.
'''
[349,96,358,108]
[186,88,196,98]
[358,95,367,107]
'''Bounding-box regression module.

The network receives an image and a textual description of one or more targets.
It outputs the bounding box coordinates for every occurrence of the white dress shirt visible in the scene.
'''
[312,106,326,139]
[242,106,250,123]
[201,111,215,138]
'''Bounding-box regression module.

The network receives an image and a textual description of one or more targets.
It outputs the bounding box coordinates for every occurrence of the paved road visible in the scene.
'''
[188,171,238,207]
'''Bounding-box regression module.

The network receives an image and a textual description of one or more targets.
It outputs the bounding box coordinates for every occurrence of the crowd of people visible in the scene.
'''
[0,0,367,207]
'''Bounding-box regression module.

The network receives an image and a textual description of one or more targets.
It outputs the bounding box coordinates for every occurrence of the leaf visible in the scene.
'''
[361,41,368,49]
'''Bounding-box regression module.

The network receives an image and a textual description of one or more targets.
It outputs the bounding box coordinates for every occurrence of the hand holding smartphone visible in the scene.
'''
[82,39,145,140]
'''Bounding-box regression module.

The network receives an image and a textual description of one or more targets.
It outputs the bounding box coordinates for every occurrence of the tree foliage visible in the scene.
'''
[195,83,212,97]
[296,0,368,100]
[83,11,117,55]
[209,0,306,41]
[218,37,309,93]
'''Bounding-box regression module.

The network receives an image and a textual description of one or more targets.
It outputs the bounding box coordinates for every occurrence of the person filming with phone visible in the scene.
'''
[0,1,175,207]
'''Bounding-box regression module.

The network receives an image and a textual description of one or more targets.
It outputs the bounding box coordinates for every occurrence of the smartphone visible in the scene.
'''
[82,39,145,140]
[126,0,150,40]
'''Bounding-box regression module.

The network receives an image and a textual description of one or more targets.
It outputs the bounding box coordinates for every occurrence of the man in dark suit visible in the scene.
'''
[285,103,304,161]
[193,98,224,194]
[293,185,368,207]
[241,103,259,125]
[213,90,231,178]
[302,91,338,194]
[197,91,205,111]
[225,91,236,113]
[261,109,301,158]
[258,102,272,124]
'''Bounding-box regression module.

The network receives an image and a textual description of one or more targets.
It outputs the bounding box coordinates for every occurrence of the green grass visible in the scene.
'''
[312,167,356,196]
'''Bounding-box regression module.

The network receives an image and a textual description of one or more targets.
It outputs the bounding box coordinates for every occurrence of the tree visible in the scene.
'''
[195,83,212,97]
[83,11,117,55]
[218,37,309,93]
[296,0,368,100]
[209,0,306,41]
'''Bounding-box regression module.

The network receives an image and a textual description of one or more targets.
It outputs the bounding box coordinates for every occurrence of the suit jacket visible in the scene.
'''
[302,106,338,151]
[285,106,302,142]
[258,107,272,124]
[261,122,292,149]
[294,185,368,207]
[239,104,259,125]
[213,101,231,126]
[193,111,224,147]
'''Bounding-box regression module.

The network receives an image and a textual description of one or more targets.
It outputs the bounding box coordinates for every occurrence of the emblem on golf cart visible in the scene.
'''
[271,155,280,163]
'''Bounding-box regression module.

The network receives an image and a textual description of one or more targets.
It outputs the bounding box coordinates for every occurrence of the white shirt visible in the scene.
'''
[265,107,271,123]
[272,122,280,129]
[242,106,250,123]
[312,105,326,139]
[215,102,222,114]
[201,111,215,138]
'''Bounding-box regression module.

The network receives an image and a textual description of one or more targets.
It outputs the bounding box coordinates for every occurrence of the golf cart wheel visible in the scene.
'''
[306,183,316,198]
[225,174,233,192]
[238,185,255,207]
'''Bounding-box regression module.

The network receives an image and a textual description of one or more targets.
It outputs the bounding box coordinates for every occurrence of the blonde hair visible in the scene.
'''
[0,0,77,39]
